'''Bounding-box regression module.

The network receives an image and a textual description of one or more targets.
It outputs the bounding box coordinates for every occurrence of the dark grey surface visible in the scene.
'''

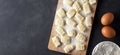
[0,0,62,55]
[0,0,120,55]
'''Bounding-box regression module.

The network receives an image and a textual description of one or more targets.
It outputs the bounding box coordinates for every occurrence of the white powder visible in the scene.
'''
[92,41,120,55]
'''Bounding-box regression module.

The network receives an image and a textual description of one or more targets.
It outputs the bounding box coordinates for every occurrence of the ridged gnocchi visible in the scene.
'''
[76,43,85,50]
[89,0,97,5]
[64,45,74,53]
[57,8,66,18]
[56,27,66,35]
[66,9,76,18]
[55,18,65,26]
[72,1,82,12]
[75,13,85,22]
[63,0,74,6]
[77,23,86,33]
[66,19,77,27]
[83,2,91,15]
[85,17,92,27]
[52,36,61,47]
[61,36,71,45]
[66,29,76,37]
[75,33,86,43]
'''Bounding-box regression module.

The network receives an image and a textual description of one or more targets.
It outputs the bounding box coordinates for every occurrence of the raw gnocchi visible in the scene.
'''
[72,1,82,12]
[63,0,74,6]
[52,36,61,47]
[66,9,76,18]
[61,36,71,45]
[64,45,74,53]
[57,8,66,18]
[55,18,65,26]
[66,19,77,27]
[83,2,91,15]
[66,29,76,37]
[77,23,86,33]
[85,17,92,27]
[78,0,87,4]
[56,27,66,35]
[75,13,85,22]
[76,43,85,50]
[75,33,86,43]
[89,0,96,5]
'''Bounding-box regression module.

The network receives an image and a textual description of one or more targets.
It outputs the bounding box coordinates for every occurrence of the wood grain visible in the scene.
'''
[48,0,97,55]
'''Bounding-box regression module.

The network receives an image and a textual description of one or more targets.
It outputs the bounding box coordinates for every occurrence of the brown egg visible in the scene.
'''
[101,12,114,25]
[101,26,116,39]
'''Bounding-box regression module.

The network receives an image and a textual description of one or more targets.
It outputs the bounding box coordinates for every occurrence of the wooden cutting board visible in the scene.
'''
[48,0,98,55]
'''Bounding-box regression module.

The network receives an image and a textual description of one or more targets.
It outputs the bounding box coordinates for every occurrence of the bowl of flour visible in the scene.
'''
[92,41,120,55]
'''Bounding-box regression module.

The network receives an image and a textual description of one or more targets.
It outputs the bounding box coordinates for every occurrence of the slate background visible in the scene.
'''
[0,0,119,55]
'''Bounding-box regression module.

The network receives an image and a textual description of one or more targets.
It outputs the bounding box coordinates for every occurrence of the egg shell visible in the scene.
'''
[101,12,114,25]
[101,26,116,39]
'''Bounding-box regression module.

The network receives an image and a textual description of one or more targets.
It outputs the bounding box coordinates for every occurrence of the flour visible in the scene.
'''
[92,41,120,55]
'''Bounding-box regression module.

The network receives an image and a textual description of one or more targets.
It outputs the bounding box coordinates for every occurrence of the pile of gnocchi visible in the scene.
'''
[52,0,97,53]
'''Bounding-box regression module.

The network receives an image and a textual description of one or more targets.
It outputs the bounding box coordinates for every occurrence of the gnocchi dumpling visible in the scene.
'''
[83,2,91,15]
[66,9,76,18]
[55,18,65,26]
[66,19,77,27]
[66,29,76,37]
[56,27,65,35]
[72,1,82,12]
[63,0,74,6]
[75,33,86,43]
[61,36,71,45]
[89,0,96,5]
[77,0,87,4]
[85,17,92,27]
[76,43,85,50]
[64,45,74,53]
[52,36,61,47]
[77,23,86,33]
[57,8,66,18]
[75,13,84,22]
